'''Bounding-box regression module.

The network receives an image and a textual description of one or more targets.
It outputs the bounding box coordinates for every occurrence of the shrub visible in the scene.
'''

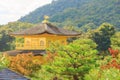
[9,53,41,76]
[0,53,9,70]
[84,68,120,80]
[100,48,120,70]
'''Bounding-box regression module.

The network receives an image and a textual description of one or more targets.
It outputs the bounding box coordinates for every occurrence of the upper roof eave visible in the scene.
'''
[10,23,81,36]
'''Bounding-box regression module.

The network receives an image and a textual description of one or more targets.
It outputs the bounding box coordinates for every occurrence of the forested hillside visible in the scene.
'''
[19,0,120,29]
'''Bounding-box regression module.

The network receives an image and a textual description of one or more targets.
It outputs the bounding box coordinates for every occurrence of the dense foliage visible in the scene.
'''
[8,52,57,76]
[35,39,98,80]
[9,53,41,76]
[0,54,9,70]
[0,26,14,51]
[84,68,120,80]
[91,23,115,52]
[19,0,120,29]
[84,48,120,80]
[111,32,120,49]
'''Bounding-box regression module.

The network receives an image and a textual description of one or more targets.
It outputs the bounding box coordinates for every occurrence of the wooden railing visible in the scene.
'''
[15,43,46,50]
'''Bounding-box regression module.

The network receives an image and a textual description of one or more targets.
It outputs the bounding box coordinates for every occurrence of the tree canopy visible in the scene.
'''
[43,38,98,80]
[91,23,115,52]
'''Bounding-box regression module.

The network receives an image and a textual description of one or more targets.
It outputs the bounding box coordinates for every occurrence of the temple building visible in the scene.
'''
[6,17,80,56]
[11,23,80,50]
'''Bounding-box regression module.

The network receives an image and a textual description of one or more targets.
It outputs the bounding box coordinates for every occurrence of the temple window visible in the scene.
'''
[48,40,51,46]
[40,40,44,46]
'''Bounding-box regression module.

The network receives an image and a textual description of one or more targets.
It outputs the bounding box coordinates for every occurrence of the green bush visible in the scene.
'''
[84,68,120,80]
[0,54,9,70]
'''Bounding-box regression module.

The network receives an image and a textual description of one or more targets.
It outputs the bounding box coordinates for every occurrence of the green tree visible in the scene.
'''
[111,32,120,49]
[91,23,115,52]
[0,27,14,51]
[80,23,97,32]
[43,38,97,80]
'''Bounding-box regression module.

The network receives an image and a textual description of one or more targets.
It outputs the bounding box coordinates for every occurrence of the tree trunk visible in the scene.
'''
[73,75,79,80]
[53,76,58,80]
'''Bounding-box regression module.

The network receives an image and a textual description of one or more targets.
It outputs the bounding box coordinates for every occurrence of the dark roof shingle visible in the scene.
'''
[4,50,46,56]
[10,23,80,36]
[0,68,29,80]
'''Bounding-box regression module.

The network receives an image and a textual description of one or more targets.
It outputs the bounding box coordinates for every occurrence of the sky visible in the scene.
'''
[0,0,52,25]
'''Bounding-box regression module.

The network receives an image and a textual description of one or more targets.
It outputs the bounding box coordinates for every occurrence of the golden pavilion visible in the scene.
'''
[7,18,80,56]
